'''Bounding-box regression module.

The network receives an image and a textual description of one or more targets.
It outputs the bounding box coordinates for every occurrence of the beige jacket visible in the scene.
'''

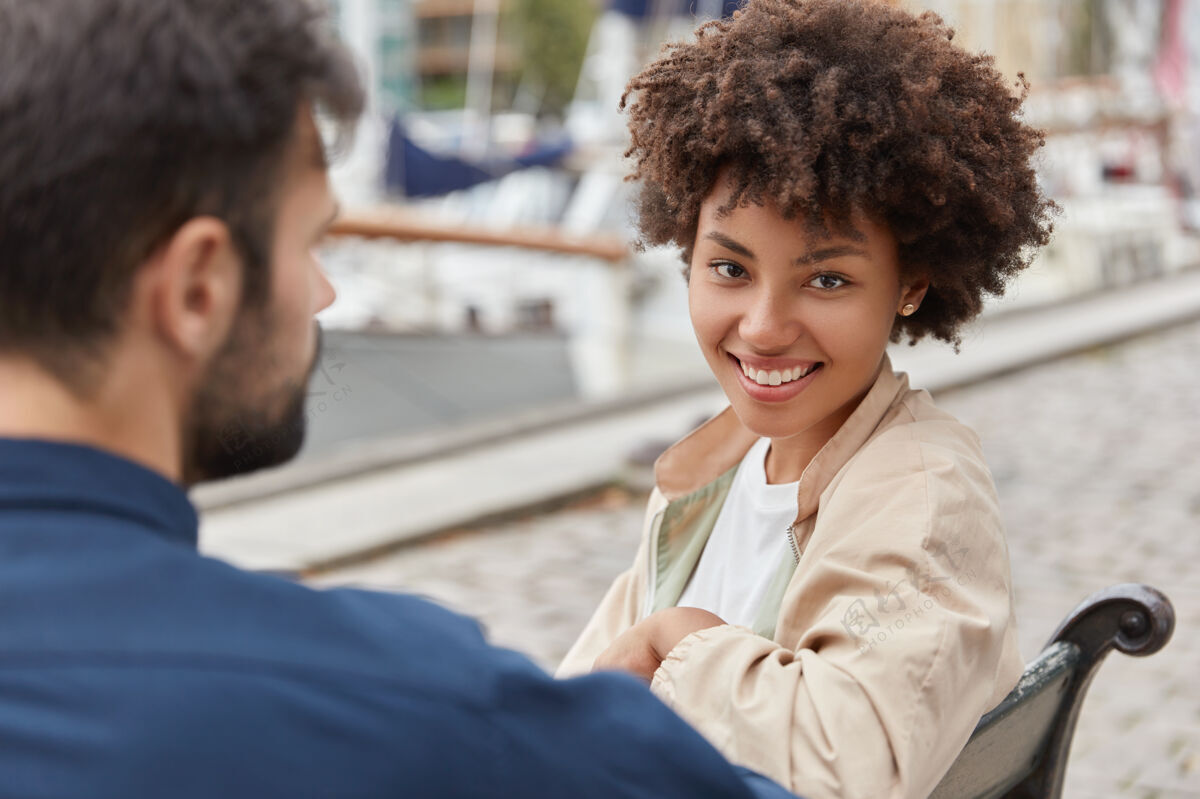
[558,358,1023,799]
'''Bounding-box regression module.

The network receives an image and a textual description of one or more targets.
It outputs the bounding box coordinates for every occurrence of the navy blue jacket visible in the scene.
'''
[0,439,795,798]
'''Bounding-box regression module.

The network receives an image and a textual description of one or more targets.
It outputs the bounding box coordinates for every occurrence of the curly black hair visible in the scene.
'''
[622,0,1056,344]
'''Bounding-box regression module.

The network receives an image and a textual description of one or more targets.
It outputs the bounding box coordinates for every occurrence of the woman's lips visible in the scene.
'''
[728,354,822,402]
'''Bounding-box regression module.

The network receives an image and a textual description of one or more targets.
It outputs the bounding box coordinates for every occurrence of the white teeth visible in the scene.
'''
[741,361,819,386]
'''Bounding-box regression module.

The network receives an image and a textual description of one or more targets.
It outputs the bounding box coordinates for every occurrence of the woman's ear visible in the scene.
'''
[143,217,244,363]
[899,277,930,315]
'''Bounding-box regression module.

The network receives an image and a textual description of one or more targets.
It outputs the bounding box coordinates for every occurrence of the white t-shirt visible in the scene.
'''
[676,437,798,628]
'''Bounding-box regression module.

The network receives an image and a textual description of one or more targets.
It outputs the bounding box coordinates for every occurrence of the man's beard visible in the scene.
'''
[181,312,322,486]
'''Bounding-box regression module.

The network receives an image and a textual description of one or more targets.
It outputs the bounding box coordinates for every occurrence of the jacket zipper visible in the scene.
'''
[786,523,802,564]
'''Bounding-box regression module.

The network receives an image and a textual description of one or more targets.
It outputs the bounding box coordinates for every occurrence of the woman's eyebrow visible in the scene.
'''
[795,245,869,265]
[704,231,868,264]
[704,232,755,258]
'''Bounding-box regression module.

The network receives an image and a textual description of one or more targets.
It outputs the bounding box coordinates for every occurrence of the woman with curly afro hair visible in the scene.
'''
[558,2,1055,797]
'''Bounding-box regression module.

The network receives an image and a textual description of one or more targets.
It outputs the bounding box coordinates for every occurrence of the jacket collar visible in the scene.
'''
[654,356,910,519]
[0,437,199,547]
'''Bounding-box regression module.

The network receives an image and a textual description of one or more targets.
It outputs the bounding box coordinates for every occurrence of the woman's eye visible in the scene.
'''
[810,273,847,290]
[713,262,746,279]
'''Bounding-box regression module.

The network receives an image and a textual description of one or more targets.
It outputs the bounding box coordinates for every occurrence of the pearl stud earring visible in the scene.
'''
[900,304,916,317]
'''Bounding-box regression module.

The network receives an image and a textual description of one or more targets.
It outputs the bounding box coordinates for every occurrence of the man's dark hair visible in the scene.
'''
[0,0,364,387]
[622,0,1056,345]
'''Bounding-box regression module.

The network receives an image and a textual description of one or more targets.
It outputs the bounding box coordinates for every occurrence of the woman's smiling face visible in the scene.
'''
[688,178,927,455]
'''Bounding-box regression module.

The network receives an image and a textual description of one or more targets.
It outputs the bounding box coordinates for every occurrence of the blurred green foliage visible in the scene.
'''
[421,74,470,111]
[508,0,597,117]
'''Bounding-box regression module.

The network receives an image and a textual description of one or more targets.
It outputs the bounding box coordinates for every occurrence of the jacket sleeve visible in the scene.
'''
[556,489,668,677]
[648,425,1023,799]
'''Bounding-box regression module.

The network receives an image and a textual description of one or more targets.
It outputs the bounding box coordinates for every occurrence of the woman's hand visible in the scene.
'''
[593,607,726,682]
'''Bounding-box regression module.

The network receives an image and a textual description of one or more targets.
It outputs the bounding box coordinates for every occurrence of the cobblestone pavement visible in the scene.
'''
[311,319,1200,799]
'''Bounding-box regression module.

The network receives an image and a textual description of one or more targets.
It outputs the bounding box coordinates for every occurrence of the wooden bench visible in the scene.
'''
[930,583,1175,799]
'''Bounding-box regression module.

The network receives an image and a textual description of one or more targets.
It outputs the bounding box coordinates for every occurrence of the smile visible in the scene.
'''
[739,361,819,386]
[728,355,823,403]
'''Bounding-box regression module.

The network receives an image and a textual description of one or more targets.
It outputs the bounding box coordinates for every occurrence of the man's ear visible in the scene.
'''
[143,217,244,362]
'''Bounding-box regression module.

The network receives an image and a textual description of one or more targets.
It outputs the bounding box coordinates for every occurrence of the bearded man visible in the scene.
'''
[0,1,795,796]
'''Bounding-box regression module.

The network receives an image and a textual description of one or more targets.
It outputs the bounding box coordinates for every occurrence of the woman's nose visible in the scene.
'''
[739,290,802,352]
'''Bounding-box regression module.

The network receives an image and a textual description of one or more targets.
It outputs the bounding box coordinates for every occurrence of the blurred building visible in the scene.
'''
[412,0,518,111]
[330,0,417,114]
[332,0,602,116]
[902,0,1200,305]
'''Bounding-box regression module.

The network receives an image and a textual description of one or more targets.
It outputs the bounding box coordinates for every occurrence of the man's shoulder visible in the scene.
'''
[0,527,560,793]
[0,515,495,693]
[1,518,769,799]
[153,549,498,686]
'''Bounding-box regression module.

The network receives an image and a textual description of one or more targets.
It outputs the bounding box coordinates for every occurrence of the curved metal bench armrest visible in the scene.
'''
[1004,583,1175,799]
[1045,582,1174,663]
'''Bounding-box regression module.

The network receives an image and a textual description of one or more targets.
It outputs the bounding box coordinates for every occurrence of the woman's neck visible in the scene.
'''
[762,387,870,484]
[762,435,823,485]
